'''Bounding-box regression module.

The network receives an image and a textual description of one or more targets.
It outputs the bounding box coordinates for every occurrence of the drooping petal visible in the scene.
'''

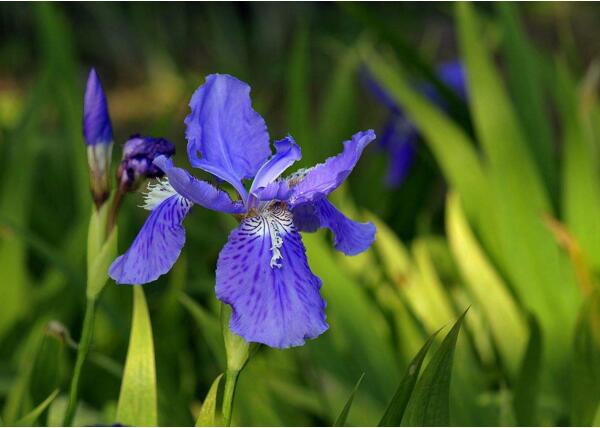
[83,68,113,146]
[288,130,376,206]
[216,207,328,348]
[311,199,376,256]
[109,195,192,285]
[154,156,245,214]
[185,74,271,200]
[249,136,301,196]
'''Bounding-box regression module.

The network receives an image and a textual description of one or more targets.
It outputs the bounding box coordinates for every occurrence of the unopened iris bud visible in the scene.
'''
[84,68,114,209]
[117,135,175,192]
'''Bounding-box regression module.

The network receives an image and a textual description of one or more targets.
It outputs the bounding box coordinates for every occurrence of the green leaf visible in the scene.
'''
[401,310,468,426]
[116,287,157,426]
[555,61,600,271]
[497,3,556,195]
[86,216,117,300]
[195,373,223,427]
[457,1,579,371]
[362,47,493,251]
[513,314,542,426]
[571,290,600,426]
[379,332,439,426]
[333,373,364,427]
[446,192,527,377]
[15,389,59,426]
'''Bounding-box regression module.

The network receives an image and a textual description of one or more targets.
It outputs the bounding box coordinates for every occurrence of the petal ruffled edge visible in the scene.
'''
[215,207,328,348]
[288,130,376,206]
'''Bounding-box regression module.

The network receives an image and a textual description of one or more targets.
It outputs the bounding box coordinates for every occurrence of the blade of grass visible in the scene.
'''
[333,373,365,427]
[15,389,59,427]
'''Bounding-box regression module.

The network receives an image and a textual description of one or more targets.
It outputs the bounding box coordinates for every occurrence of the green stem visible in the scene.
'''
[63,298,97,426]
[222,369,240,427]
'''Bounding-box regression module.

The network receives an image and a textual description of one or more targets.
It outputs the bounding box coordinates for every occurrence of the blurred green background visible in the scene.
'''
[1,2,600,426]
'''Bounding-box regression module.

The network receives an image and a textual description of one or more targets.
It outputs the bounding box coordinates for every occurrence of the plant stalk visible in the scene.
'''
[222,369,240,427]
[63,297,97,426]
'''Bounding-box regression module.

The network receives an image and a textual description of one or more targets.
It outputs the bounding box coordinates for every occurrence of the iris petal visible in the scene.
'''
[288,130,376,206]
[185,74,272,200]
[311,199,376,256]
[109,195,191,285]
[249,136,301,196]
[216,207,328,348]
[154,156,244,214]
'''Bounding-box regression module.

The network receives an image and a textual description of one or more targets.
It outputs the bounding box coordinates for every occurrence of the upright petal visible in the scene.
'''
[154,156,244,214]
[288,130,376,206]
[109,195,192,285]
[83,68,113,146]
[216,207,328,348]
[185,74,272,200]
[249,136,301,196]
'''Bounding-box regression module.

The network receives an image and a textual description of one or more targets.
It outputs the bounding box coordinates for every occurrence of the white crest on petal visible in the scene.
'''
[141,177,178,210]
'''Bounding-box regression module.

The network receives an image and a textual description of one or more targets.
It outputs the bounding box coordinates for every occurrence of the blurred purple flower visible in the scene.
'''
[109,74,376,348]
[117,135,176,191]
[365,61,467,187]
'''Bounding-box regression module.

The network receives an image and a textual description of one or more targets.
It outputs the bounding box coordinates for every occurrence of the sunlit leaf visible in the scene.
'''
[446,192,526,376]
[195,373,223,427]
[116,287,157,426]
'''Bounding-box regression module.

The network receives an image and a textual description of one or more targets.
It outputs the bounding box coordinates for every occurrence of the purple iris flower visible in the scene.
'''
[117,135,176,191]
[366,61,467,187]
[109,74,377,348]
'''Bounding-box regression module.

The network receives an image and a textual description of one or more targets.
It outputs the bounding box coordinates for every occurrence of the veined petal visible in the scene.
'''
[310,199,376,256]
[185,74,271,200]
[109,195,192,285]
[288,130,376,206]
[249,136,301,196]
[216,207,328,348]
[154,156,245,214]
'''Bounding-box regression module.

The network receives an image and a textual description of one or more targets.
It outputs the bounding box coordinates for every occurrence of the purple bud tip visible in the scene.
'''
[83,68,113,146]
[117,135,176,190]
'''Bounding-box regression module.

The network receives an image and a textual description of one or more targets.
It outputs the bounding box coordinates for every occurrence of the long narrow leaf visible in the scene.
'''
[195,374,223,427]
[379,331,439,426]
[401,310,468,426]
[15,389,59,427]
[116,287,158,426]
[333,373,365,427]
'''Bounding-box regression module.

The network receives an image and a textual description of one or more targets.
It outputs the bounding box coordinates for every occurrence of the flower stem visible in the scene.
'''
[63,297,97,426]
[222,369,240,427]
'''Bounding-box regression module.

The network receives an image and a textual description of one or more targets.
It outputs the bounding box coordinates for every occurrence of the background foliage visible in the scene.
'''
[1,2,600,426]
